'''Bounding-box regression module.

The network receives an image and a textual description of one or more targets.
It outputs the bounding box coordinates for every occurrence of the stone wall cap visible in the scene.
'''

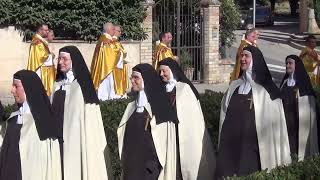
[142,0,155,6]
[25,39,141,44]
[200,0,221,7]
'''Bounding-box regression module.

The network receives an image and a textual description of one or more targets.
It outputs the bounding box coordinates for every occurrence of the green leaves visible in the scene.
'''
[0,0,147,41]
[220,0,241,49]
[315,0,320,27]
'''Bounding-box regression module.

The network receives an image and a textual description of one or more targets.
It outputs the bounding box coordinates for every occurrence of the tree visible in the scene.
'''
[220,0,241,58]
[315,0,320,26]
[0,0,147,41]
[270,0,276,12]
[289,0,299,15]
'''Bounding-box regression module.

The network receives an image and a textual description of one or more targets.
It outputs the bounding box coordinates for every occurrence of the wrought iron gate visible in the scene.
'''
[153,0,204,82]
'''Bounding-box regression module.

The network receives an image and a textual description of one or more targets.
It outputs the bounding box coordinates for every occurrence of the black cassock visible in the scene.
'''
[216,88,261,179]
[280,84,299,155]
[121,110,162,180]
[0,115,22,180]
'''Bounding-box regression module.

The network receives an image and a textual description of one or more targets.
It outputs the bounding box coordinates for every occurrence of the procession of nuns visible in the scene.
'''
[0,45,318,180]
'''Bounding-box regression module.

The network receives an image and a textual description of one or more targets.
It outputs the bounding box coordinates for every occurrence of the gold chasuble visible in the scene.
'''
[300,47,320,86]
[112,37,129,95]
[153,42,175,69]
[91,34,119,90]
[230,40,256,82]
[27,34,56,96]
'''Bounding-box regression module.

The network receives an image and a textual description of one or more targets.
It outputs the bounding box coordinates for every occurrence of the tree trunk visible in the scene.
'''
[270,0,276,12]
[289,0,299,16]
[300,0,309,32]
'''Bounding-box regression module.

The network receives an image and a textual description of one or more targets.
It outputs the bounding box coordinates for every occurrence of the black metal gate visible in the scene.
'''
[153,0,204,82]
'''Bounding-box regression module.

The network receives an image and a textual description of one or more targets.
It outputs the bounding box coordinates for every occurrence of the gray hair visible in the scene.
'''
[103,22,113,33]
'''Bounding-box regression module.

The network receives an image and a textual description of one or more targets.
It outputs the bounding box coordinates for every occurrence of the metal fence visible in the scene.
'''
[153,0,204,82]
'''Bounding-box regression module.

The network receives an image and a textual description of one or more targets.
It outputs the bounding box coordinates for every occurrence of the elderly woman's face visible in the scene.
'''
[286,58,295,75]
[58,52,72,73]
[130,71,144,92]
[241,50,252,71]
[159,65,171,83]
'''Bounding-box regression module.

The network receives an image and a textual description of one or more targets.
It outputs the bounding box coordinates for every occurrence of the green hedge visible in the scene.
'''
[229,156,320,179]
[0,0,147,41]
[3,90,320,179]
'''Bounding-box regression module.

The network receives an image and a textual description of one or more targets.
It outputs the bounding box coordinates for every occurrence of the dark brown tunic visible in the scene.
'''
[121,110,162,180]
[216,88,261,179]
[280,84,299,156]
[0,115,22,180]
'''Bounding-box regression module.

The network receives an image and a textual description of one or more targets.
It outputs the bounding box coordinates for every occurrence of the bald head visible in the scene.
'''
[103,23,115,36]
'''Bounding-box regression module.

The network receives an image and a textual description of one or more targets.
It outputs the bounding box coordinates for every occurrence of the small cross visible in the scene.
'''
[294,88,299,99]
[145,116,151,131]
[247,96,253,110]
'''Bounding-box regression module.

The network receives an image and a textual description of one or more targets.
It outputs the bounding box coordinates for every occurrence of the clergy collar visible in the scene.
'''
[159,42,169,48]
[113,36,118,40]
[35,33,49,45]
[244,39,256,47]
[104,33,113,40]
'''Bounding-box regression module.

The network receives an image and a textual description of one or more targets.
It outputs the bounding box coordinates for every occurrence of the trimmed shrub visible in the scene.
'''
[0,0,147,41]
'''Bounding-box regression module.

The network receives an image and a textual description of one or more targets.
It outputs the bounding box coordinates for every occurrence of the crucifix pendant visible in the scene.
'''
[144,116,150,131]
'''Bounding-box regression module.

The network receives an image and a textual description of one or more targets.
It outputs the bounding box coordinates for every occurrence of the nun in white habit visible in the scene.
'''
[0,70,62,180]
[216,45,291,179]
[51,46,112,180]
[158,58,216,180]
[280,55,319,160]
[118,63,179,180]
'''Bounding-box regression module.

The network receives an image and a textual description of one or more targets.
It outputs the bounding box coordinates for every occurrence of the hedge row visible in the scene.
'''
[3,90,320,179]
[0,0,147,41]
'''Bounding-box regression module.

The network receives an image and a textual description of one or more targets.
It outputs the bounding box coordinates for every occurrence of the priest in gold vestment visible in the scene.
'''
[230,28,258,82]
[153,31,177,69]
[91,23,120,100]
[27,24,56,96]
[300,35,320,86]
[112,25,129,96]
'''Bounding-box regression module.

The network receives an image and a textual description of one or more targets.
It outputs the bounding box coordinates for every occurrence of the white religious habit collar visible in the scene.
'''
[17,99,31,124]
[55,67,75,91]
[287,72,296,87]
[238,50,253,95]
[165,67,177,92]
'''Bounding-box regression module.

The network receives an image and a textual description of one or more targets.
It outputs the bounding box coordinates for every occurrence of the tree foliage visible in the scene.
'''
[315,0,320,27]
[0,0,147,41]
[220,0,241,50]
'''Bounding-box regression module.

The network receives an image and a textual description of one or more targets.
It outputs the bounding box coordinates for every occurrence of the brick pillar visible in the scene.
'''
[140,0,154,64]
[202,0,232,83]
